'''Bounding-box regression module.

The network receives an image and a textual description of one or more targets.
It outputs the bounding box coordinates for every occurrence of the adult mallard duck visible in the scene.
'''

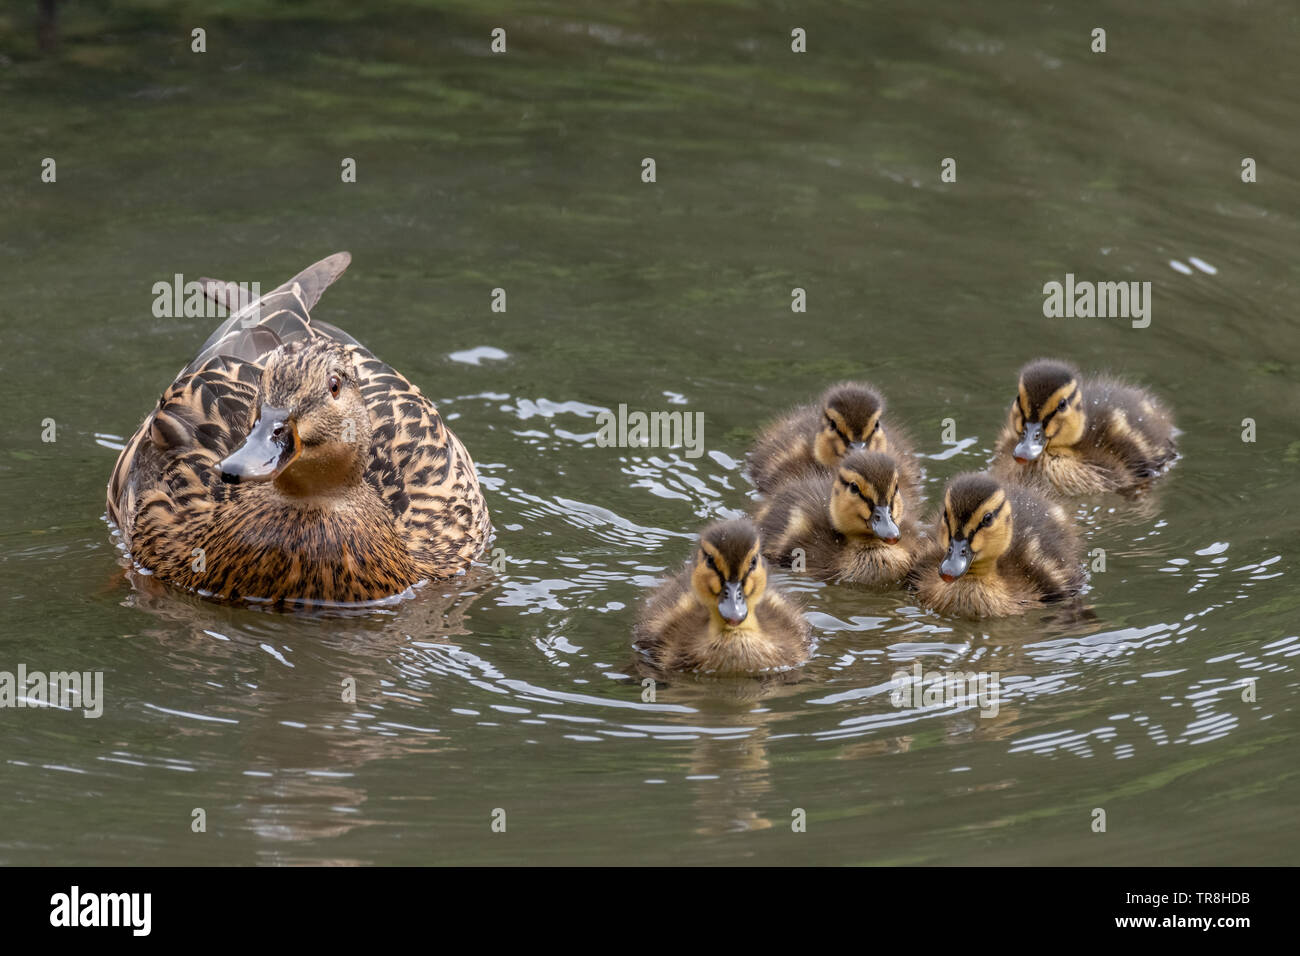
[911,473,1084,618]
[746,382,922,499]
[633,518,812,676]
[992,358,1177,495]
[106,253,491,605]
[753,449,924,588]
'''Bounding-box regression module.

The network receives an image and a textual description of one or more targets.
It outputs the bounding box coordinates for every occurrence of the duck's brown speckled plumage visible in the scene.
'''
[106,253,491,605]
[992,358,1178,496]
[747,382,922,499]
[634,519,812,676]
[911,473,1084,618]
[753,450,925,588]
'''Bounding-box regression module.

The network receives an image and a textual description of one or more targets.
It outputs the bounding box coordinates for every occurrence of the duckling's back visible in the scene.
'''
[747,405,822,493]
[1081,376,1178,480]
[1003,483,1085,601]
[633,567,709,670]
[754,474,839,567]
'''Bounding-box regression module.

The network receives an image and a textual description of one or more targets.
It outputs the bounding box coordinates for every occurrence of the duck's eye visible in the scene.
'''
[981,512,994,528]
[828,422,848,443]
[705,554,716,570]
[848,482,860,497]
[749,556,758,572]
[328,374,342,399]
[1057,398,1068,412]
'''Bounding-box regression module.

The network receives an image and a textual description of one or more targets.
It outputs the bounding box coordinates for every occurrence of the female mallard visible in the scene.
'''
[634,518,812,676]
[992,358,1177,495]
[754,450,923,588]
[911,473,1083,618]
[746,382,922,499]
[106,253,491,605]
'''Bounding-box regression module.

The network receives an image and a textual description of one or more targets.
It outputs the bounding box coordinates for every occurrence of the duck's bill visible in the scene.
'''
[717,581,748,627]
[871,505,900,543]
[219,405,299,484]
[939,539,971,582]
[1013,422,1046,463]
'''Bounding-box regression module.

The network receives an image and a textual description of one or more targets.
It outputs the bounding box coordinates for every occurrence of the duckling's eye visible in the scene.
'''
[1057,398,1068,412]
[705,554,716,571]
[328,374,342,399]
[981,512,994,528]
[826,419,849,443]
[848,482,860,497]
[749,556,758,572]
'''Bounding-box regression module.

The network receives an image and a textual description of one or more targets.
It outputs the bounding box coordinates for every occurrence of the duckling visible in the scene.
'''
[912,473,1083,618]
[754,450,923,587]
[634,518,812,676]
[747,382,921,498]
[992,358,1177,495]
[106,252,491,605]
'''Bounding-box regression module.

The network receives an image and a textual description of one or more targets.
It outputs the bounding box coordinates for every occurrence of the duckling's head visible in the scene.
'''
[936,474,1014,582]
[219,341,372,494]
[1008,359,1085,463]
[689,518,767,629]
[813,383,888,468]
[829,450,904,543]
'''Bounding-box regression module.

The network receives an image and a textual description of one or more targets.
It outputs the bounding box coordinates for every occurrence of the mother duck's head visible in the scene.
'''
[219,341,372,495]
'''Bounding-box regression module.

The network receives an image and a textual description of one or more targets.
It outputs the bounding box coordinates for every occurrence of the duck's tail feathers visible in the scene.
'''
[186,253,358,372]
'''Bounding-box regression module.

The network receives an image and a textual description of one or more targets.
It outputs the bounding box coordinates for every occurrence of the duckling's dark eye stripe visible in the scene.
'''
[1017,392,1032,422]
[1039,386,1079,426]
[841,477,873,504]
[957,499,1006,541]
[979,500,1009,529]
[826,415,850,444]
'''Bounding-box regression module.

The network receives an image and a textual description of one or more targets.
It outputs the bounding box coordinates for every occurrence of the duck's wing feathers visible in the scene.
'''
[188,252,358,374]
[106,353,258,544]
[355,352,491,574]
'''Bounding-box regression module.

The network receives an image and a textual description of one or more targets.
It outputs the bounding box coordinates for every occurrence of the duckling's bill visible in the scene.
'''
[718,581,747,626]
[940,537,972,581]
[1013,421,1045,463]
[871,504,900,543]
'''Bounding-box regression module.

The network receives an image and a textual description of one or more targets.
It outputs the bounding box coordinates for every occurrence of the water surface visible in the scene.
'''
[1,0,1297,865]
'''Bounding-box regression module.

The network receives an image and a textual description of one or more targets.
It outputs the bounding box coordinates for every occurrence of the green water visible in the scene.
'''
[1,0,1297,865]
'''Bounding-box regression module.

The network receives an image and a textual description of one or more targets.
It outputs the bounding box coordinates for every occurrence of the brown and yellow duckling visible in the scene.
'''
[992,358,1177,495]
[754,450,923,588]
[106,253,491,605]
[634,518,813,676]
[747,382,921,498]
[912,473,1084,618]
